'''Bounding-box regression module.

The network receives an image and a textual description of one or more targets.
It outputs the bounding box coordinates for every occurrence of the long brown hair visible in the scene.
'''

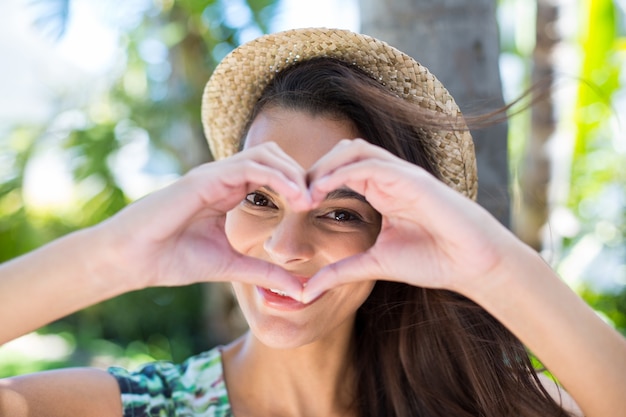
[244,58,571,417]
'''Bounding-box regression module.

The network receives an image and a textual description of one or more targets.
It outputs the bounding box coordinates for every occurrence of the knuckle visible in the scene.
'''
[263,141,282,153]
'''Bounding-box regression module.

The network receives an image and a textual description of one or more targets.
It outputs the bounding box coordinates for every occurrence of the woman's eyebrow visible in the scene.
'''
[261,185,367,203]
[324,188,367,203]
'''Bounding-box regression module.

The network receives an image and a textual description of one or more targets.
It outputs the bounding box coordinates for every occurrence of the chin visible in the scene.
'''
[248,318,320,350]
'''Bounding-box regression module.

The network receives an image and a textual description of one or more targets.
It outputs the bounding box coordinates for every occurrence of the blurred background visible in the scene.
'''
[0,0,624,376]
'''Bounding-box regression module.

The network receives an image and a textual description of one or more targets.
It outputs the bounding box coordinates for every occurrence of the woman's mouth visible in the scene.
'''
[268,288,289,297]
[257,286,322,311]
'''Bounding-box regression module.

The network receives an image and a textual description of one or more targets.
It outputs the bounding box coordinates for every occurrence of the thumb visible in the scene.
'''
[223,255,304,299]
[302,253,381,303]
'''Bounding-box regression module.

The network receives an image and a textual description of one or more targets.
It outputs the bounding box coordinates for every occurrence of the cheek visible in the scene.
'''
[336,228,379,258]
[333,236,369,259]
[225,209,268,255]
[224,210,248,254]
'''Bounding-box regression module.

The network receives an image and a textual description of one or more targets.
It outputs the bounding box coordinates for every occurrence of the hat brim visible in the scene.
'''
[201,27,477,200]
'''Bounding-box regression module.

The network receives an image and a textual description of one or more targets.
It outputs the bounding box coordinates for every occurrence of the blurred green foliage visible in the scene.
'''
[561,0,626,335]
[499,0,626,335]
[0,0,279,376]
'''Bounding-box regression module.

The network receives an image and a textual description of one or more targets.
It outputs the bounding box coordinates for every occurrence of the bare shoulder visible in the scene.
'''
[537,373,584,417]
[0,367,121,417]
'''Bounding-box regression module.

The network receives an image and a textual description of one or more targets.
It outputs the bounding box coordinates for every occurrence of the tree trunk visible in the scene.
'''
[515,0,559,250]
[359,0,510,226]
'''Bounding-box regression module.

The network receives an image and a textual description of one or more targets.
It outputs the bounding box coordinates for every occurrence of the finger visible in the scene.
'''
[310,159,508,273]
[301,252,385,303]
[238,142,310,195]
[197,160,311,213]
[233,161,312,211]
[221,254,304,299]
[307,139,399,185]
[306,138,354,180]
[308,159,484,250]
[113,160,309,245]
[309,158,413,206]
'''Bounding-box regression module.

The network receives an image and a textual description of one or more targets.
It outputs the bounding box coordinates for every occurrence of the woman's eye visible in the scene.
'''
[245,192,276,208]
[324,210,361,223]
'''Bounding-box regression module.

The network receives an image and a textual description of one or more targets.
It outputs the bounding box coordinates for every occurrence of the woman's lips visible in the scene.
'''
[257,286,308,311]
[256,274,325,310]
[257,282,325,311]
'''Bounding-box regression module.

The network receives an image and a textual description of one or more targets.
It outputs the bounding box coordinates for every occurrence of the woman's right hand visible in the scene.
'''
[91,142,310,298]
[0,142,309,344]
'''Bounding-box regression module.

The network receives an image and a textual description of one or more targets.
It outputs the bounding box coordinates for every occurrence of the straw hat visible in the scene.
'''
[201,27,477,200]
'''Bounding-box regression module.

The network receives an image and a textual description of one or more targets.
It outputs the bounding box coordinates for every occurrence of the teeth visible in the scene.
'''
[269,288,289,297]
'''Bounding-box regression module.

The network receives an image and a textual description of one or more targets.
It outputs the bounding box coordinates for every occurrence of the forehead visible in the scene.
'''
[244,108,359,170]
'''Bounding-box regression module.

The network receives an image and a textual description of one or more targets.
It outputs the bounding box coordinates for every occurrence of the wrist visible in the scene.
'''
[454,234,570,341]
[72,224,141,298]
[454,236,543,308]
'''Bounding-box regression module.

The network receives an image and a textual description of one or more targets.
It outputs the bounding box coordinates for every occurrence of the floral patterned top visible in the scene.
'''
[108,347,232,417]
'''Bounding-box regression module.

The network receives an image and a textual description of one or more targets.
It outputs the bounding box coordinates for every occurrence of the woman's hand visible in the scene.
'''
[303,139,516,301]
[0,142,309,344]
[304,139,626,417]
[99,142,310,297]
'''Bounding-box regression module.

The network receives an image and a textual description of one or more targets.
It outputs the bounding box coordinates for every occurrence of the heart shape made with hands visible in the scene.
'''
[247,152,498,303]
[196,146,386,304]
[117,138,493,306]
[217,148,403,304]
[221,175,379,304]
[181,139,495,306]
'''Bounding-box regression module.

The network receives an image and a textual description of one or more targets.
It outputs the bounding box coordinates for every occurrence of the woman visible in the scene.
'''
[1,28,624,417]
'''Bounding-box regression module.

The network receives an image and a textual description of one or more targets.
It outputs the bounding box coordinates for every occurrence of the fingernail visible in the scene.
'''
[309,181,328,203]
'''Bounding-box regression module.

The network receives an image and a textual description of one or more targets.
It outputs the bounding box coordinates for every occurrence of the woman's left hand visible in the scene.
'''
[302,140,626,417]
[302,139,517,301]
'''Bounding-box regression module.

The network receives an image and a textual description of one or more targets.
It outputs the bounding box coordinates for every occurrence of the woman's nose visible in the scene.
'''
[263,214,314,265]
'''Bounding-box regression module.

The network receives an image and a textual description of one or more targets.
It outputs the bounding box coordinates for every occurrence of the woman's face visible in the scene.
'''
[225,107,381,349]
